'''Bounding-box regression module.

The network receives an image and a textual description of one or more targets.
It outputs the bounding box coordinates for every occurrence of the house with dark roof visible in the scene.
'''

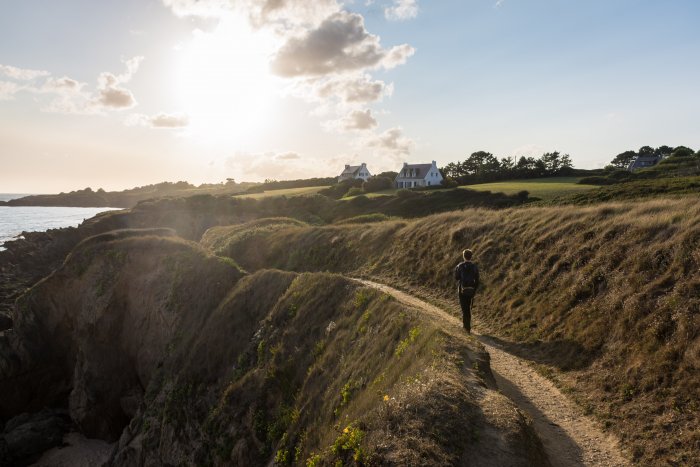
[338,163,371,183]
[627,155,663,171]
[395,161,443,188]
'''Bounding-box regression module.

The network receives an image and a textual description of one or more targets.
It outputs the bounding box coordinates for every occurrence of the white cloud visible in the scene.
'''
[0,64,50,80]
[365,126,414,159]
[495,0,505,7]
[326,109,377,132]
[270,11,414,77]
[40,76,84,93]
[275,151,301,160]
[385,0,419,21]
[313,73,393,104]
[126,112,190,129]
[0,81,22,100]
[162,0,340,26]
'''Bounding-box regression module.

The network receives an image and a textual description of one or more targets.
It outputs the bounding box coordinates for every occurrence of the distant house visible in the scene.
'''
[338,163,371,183]
[627,155,663,171]
[395,161,443,188]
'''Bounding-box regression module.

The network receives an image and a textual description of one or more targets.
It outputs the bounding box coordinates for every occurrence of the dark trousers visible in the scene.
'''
[458,289,474,331]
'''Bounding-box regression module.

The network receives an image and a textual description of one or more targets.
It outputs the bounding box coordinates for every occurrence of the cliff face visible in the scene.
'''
[0,231,242,439]
[1,229,545,466]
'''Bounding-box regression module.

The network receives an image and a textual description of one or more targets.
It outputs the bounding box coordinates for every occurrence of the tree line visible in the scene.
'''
[440,151,574,185]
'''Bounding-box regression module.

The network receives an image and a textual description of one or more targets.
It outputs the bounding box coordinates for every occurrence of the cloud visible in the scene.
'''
[385,0,419,21]
[0,81,22,100]
[327,109,377,132]
[0,64,50,80]
[314,73,393,104]
[275,151,301,160]
[40,76,83,93]
[84,57,142,111]
[365,126,414,158]
[494,0,505,7]
[162,0,340,26]
[270,11,414,77]
[127,112,190,129]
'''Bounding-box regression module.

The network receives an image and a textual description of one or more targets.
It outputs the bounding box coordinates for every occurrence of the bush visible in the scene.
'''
[362,176,393,193]
[441,178,459,189]
[345,187,364,198]
[396,189,418,199]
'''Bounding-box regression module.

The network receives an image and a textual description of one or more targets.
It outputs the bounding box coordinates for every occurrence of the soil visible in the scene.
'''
[30,432,113,467]
[356,279,630,467]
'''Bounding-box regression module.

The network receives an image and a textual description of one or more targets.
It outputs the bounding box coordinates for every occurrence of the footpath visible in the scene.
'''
[356,279,630,467]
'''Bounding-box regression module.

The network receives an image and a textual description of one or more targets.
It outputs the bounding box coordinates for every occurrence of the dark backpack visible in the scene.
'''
[459,262,478,288]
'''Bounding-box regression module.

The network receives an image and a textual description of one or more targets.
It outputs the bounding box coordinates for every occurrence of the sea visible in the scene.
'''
[0,194,121,251]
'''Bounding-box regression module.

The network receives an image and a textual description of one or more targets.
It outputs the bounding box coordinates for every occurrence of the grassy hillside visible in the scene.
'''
[1,231,546,466]
[463,177,599,200]
[204,198,700,466]
[236,186,330,199]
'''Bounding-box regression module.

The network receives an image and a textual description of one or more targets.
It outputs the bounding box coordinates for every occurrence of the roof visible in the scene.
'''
[396,163,433,180]
[340,165,361,176]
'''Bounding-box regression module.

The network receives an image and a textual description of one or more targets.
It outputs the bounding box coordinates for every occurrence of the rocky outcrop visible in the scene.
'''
[0,231,242,443]
[0,409,71,466]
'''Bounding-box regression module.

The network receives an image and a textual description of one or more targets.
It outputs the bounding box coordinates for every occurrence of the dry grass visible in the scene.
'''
[204,198,700,466]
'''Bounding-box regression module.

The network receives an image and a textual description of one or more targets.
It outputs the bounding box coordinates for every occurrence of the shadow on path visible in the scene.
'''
[477,333,596,371]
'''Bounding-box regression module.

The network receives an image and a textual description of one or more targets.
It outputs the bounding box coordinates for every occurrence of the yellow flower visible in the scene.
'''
[383,395,389,401]
[343,427,349,434]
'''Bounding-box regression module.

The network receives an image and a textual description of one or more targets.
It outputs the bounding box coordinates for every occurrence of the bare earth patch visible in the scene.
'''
[31,432,113,467]
[356,279,630,467]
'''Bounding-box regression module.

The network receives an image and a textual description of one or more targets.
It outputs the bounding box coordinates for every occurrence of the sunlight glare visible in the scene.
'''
[176,15,278,143]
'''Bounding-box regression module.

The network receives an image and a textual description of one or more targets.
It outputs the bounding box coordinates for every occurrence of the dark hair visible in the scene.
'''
[463,249,473,260]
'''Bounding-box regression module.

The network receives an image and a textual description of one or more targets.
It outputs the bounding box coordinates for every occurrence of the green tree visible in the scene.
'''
[611,150,637,169]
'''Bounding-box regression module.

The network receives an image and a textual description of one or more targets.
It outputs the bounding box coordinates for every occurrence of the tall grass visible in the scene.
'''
[205,198,700,465]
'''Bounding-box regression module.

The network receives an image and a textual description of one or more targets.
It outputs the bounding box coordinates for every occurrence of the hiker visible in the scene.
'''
[455,249,479,333]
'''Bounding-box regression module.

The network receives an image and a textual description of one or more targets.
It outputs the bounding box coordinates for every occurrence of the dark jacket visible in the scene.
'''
[455,261,480,290]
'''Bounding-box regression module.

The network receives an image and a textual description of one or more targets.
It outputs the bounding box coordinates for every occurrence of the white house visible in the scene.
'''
[338,163,371,183]
[395,161,443,188]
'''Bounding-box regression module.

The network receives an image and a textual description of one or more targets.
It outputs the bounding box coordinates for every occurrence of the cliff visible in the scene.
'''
[0,229,546,465]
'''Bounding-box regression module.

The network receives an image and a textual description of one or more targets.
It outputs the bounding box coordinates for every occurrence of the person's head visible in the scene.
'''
[463,249,473,261]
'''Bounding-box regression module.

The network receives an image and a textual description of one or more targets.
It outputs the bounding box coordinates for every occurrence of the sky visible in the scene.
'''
[1,0,699,193]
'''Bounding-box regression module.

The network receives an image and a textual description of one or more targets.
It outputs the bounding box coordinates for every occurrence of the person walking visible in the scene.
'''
[454,249,479,333]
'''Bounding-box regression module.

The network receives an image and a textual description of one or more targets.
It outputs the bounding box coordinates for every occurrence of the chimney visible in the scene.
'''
[403,162,408,167]
[361,162,366,167]
[432,160,436,166]
[345,164,350,169]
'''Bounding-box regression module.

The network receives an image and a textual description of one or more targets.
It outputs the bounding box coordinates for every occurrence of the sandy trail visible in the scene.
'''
[356,279,629,467]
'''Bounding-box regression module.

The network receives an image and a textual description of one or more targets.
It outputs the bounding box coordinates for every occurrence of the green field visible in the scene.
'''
[462,177,599,200]
[237,186,330,199]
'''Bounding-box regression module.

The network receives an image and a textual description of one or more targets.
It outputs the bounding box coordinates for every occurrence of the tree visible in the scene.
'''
[670,146,695,158]
[610,150,637,169]
[638,146,654,156]
[654,145,674,157]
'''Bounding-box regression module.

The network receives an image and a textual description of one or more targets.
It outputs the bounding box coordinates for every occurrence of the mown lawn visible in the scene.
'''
[461,177,599,200]
[237,186,330,199]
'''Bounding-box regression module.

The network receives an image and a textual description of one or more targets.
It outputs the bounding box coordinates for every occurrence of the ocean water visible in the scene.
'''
[0,194,120,250]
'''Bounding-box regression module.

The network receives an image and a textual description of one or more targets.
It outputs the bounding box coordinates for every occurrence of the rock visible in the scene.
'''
[0,409,71,465]
[0,314,11,332]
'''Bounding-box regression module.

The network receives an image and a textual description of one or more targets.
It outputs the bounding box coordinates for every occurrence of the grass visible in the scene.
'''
[236,186,330,199]
[462,177,599,200]
[206,197,700,466]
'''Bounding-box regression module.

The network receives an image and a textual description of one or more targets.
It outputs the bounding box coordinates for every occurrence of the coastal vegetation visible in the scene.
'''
[203,198,700,465]
[0,232,544,465]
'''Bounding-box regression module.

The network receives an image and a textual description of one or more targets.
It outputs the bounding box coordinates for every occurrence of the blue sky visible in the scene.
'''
[1,0,699,192]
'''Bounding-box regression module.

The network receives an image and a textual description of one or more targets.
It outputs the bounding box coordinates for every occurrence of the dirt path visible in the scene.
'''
[355,279,630,467]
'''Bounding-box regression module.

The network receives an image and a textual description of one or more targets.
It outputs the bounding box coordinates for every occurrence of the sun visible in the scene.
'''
[175,15,279,143]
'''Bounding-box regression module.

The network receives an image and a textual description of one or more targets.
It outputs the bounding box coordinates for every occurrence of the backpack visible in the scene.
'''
[459,262,478,288]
